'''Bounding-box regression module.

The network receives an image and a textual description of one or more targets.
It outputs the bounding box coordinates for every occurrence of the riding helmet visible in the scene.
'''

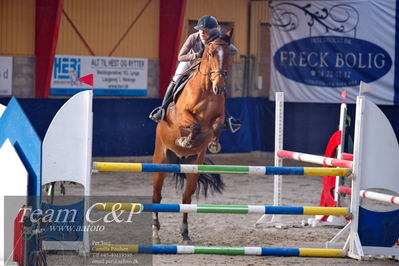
[194,15,218,30]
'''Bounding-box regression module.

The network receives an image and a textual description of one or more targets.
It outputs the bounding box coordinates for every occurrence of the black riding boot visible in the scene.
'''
[225,110,241,133]
[149,81,176,122]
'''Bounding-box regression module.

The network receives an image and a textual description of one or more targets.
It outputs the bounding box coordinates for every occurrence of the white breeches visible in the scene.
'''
[172,62,190,82]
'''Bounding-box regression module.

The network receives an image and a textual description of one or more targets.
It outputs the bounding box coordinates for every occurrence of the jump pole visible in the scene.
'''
[93,162,350,176]
[92,244,344,257]
[338,186,399,205]
[341,153,353,161]
[95,202,348,216]
[276,150,353,168]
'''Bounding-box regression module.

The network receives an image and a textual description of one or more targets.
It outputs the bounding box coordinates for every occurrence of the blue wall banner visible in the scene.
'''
[50,55,148,96]
[270,0,398,105]
[1,97,398,157]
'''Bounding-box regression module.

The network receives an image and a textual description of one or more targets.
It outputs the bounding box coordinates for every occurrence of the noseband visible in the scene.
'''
[209,69,228,82]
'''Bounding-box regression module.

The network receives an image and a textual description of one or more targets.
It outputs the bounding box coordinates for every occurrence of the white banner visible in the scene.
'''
[270,0,396,104]
[0,57,12,96]
[51,55,148,96]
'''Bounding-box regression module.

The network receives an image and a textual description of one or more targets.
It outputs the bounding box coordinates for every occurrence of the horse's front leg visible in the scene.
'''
[176,110,200,149]
[208,116,225,153]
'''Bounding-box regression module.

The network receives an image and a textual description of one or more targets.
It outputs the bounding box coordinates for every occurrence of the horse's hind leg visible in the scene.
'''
[152,171,165,244]
[181,173,199,244]
[180,152,205,244]
[152,134,167,244]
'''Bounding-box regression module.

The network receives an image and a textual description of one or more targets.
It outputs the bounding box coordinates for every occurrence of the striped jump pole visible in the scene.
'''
[92,244,345,257]
[341,153,354,161]
[95,203,348,216]
[338,186,399,205]
[93,162,350,177]
[277,150,353,169]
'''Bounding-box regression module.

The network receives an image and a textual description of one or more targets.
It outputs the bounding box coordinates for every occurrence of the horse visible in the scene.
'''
[152,30,234,244]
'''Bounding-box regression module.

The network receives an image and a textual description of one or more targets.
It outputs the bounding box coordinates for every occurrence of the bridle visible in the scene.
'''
[198,42,229,82]
[209,68,228,82]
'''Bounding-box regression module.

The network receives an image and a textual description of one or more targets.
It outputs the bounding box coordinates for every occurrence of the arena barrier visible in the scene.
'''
[92,244,344,257]
[93,162,350,176]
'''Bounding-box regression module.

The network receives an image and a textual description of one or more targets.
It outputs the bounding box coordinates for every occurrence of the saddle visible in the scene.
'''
[172,73,192,102]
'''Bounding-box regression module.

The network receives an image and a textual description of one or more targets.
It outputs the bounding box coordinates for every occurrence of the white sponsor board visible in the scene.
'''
[51,55,148,96]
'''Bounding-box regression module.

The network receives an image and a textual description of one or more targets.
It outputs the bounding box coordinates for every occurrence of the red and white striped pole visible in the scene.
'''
[341,153,353,161]
[277,150,353,169]
[338,186,399,205]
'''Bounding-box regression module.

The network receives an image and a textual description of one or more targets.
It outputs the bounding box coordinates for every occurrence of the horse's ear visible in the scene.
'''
[206,30,220,44]
[227,28,234,38]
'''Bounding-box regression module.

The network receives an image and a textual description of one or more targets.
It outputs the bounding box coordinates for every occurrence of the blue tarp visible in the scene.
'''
[1,97,398,156]
[359,206,399,247]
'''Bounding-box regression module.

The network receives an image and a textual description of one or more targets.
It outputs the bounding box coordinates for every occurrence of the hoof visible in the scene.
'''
[152,224,161,244]
[181,230,191,245]
[175,137,192,148]
[208,141,221,153]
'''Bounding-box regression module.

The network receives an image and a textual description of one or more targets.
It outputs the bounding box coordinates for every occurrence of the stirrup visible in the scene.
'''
[228,117,241,133]
[149,107,165,123]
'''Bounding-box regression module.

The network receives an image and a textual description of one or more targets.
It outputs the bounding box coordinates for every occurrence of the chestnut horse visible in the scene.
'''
[152,30,233,244]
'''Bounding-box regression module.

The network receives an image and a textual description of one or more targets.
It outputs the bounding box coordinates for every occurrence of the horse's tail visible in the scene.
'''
[174,158,225,198]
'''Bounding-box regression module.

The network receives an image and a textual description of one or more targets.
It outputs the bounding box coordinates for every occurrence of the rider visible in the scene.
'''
[149,15,241,133]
